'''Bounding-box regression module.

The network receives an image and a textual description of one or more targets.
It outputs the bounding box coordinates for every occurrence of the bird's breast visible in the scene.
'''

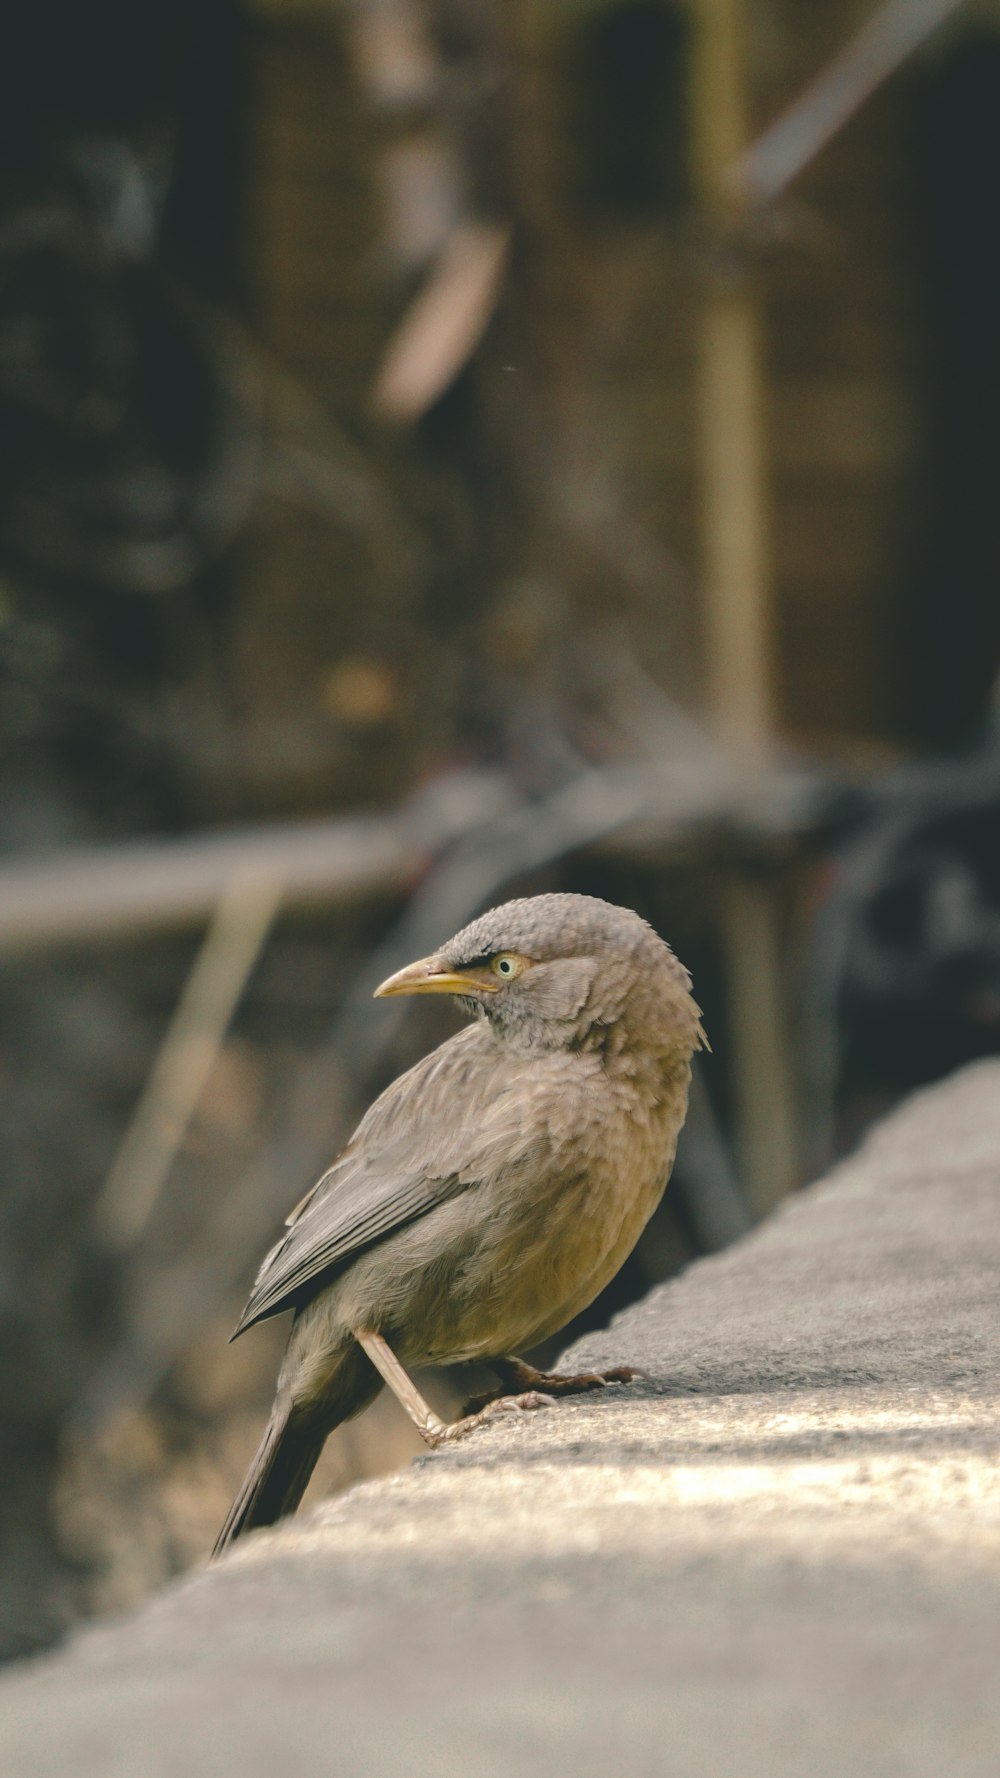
[412,1048,691,1362]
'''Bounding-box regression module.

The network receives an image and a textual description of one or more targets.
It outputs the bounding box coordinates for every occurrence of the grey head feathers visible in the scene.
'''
[443,892,651,970]
[439,892,703,1053]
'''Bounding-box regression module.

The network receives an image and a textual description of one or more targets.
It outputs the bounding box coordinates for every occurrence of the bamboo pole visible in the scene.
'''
[691,0,771,755]
[93,874,284,1255]
[691,0,797,1214]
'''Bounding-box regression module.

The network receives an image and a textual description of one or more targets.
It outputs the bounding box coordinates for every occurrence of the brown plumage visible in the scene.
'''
[214,893,705,1554]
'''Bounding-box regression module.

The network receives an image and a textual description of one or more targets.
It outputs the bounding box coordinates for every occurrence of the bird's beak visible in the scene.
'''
[373,955,499,999]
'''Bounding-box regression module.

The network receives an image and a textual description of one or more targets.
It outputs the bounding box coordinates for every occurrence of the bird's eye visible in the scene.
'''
[492,954,519,979]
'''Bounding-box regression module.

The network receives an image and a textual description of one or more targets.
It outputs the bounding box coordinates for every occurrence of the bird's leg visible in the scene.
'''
[462,1355,645,1418]
[354,1330,450,1442]
[355,1331,553,1447]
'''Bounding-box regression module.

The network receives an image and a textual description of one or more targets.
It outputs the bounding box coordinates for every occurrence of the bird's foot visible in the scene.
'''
[462,1359,646,1418]
[423,1390,555,1447]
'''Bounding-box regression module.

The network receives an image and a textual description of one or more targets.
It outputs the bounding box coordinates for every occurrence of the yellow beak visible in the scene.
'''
[373,955,499,998]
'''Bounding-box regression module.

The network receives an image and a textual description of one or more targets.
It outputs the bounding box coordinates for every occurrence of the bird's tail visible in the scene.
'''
[213,1402,325,1558]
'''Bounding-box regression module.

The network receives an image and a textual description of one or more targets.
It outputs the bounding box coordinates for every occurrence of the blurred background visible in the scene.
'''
[3,0,1000,1661]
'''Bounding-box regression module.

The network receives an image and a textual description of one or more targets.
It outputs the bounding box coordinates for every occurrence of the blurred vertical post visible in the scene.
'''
[691,0,797,1213]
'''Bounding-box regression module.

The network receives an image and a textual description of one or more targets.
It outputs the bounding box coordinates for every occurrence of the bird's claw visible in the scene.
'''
[460,1361,649,1418]
[425,1389,555,1446]
[487,1389,555,1416]
[598,1364,650,1385]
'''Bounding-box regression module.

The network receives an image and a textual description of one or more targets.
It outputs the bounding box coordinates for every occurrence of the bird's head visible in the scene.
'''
[374,892,705,1055]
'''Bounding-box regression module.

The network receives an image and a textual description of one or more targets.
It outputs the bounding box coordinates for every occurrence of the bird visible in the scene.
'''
[213,891,706,1554]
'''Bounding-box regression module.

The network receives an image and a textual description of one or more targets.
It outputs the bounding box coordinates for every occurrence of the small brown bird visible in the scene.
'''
[214,892,705,1554]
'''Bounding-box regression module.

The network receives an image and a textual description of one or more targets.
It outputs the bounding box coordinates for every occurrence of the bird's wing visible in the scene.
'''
[233,1164,470,1335]
[233,1026,545,1335]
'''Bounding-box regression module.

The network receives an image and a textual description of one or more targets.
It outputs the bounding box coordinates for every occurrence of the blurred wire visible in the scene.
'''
[804,742,1000,1169]
[734,0,968,206]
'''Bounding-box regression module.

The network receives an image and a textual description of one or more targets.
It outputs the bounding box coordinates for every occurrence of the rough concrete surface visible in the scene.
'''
[4,1061,1000,1777]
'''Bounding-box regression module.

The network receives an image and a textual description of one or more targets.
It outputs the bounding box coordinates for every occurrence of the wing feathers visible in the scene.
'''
[233,1026,520,1336]
[234,1168,470,1333]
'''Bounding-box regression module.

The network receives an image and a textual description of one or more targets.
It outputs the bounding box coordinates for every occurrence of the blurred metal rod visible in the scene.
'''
[734,0,967,206]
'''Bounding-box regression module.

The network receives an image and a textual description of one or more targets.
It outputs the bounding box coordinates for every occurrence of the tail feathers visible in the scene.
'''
[213,1402,325,1558]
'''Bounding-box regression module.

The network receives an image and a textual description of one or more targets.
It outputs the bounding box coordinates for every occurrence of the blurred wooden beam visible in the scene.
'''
[0,756,828,958]
[0,817,404,952]
[0,775,508,953]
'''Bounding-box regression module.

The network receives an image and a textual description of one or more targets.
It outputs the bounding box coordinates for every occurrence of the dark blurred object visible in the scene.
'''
[0,0,254,1662]
[0,1,255,600]
[0,168,258,595]
[810,739,1000,1158]
[903,30,1000,749]
[2,0,248,277]
[573,0,691,217]
[0,0,256,847]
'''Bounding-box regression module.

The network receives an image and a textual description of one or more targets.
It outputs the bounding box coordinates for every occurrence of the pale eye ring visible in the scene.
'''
[493,955,518,978]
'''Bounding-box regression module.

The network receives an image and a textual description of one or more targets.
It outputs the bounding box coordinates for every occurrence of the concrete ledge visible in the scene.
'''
[5,1061,1000,1777]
